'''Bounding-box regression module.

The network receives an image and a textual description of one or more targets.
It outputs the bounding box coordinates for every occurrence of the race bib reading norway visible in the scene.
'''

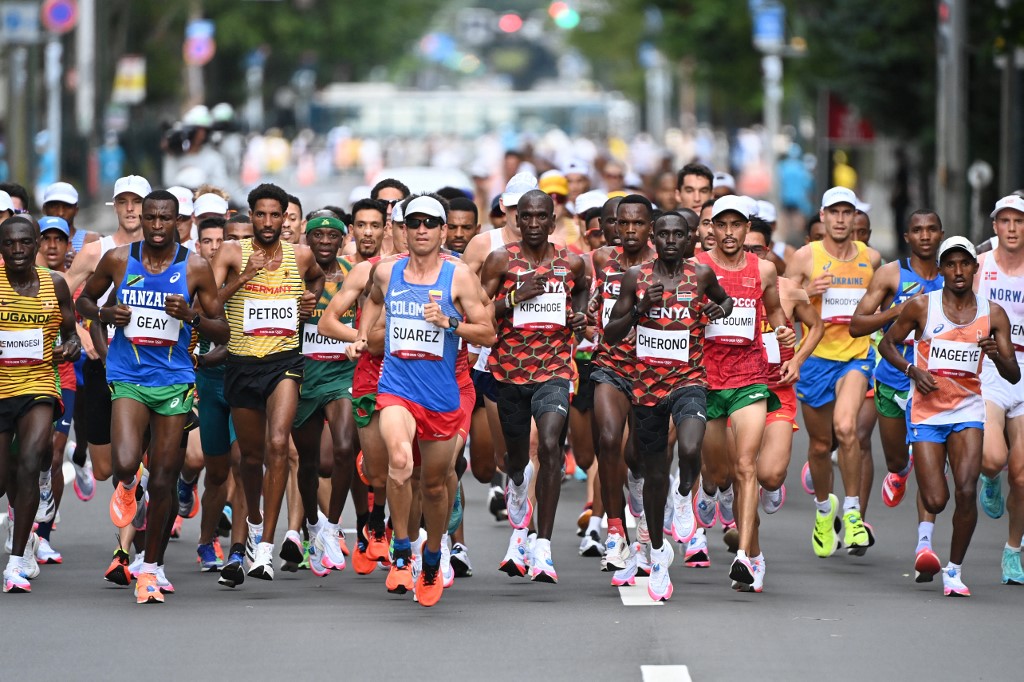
[390,318,444,360]
[636,326,689,365]
[125,308,179,347]
[705,306,756,344]
[0,329,44,366]
[926,339,981,377]
[302,322,350,361]
[820,287,866,323]
[514,292,566,331]
[762,329,781,364]
[244,299,297,336]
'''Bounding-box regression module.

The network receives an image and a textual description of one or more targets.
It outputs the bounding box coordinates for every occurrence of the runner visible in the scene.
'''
[40,182,99,269]
[210,182,324,584]
[850,209,944,581]
[480,190,589,583]
[675,163,714,212]
[76,191,228,603]
[879,236,1020,596]
[786,187,881,559]
[603,210,731,599]
[1,216,80,593]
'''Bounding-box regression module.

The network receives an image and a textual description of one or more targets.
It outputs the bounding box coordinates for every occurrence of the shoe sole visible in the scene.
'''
[498,560,526,577]
[915,551,941,583]
[279,539,304,564]
[943,588,970,597]
[506,496,533,531]
[451,558,471,577]
[218,563,245,588]
[647,582,672,601]
[104,567,131,587]
[684,551,710,568]
[247,566,274,581]
[531,571,557,584]
[580,544,603,558]
[729,560,755,585]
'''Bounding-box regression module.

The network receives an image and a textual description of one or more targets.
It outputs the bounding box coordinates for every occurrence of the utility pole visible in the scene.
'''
[997,0,1022,196]
[936,0,968,235]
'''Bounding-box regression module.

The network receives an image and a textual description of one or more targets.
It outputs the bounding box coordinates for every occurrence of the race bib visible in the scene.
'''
[389,317,444,360]
[243,299,297,337]
[705,306,756,345]
[820,287,866,323]
[926,339,981,377]
[513,292,566,331]
[762,329,781,364]
[125,308,179,347]
[636,326,689,365]
[1010,320,1024,354]
[601,298,615,329]
[0,328,44,366]
[302,322,350,361]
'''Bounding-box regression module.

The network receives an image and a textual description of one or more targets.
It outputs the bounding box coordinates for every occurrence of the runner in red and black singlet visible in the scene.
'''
[481,190,588,584]
[603,210,731,601]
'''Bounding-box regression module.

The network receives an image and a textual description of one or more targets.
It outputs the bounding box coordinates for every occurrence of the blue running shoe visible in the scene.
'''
[197,543,223,572]
[1001,546,1024,585]
[980,473,1005,520]
[448,485,464,536]
[218,546,245,588]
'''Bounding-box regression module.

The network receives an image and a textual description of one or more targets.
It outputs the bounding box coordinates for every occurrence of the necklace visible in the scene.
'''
[252,242,282,269]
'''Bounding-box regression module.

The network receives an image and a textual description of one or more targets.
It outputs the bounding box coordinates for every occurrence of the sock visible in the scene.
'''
[123,474,138,490]
[917,522,934,550]
[72,442,87,467]
[511,527,528,543]
[369,504,386,532]
[680,491,692,505]
[180,472,196,485]
[897,459,912,477]
[6,555,22,572]
[423,547,441,568]
[815,497,832,514]
[606,517,624,537]
[843,496,860,513]
[510,469,525,487]
[229,542,245,557]
[1006,543,1021,552]
[36,521,53,541]
[393,537,411,555]
[141,561,158,575]
[307,517,323,538]
[39,470,51,486]
[356,512,369,536]
[946,561,961,572]
[752,553,764,562]
[587,515,603,536]
[718,485,734,504]
[736,549,748,561]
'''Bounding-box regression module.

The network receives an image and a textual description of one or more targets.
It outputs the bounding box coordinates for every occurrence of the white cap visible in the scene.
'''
[713,171,735,189]
[391,202,404,223]
[113,175,152,200]
[990,194,1024,218]
[404,196,446,221]
[42,181,79,205]
[754,199,777,223]
[348,185,371,206]
[502,172,539,207]
[821,186,858,209]
[624,170,642,188]
[937,235,977,261]
[468,159,491,179]
[193,193,229,216]
[183,105,213,128]
[565,159,590,177]
[574,190,608,216]
[211,102,234,122]
[711,195,752,221]
[855,199,872,214]
[167,186,194,216]
[0,190,14,212]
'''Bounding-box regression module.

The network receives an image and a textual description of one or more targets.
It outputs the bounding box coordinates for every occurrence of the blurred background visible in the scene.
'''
[1,0,1023,253]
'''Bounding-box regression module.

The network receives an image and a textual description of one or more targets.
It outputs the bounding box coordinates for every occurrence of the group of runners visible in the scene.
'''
[1,164,1022,605]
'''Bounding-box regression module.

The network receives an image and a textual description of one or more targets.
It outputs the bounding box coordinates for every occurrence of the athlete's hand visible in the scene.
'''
[346,338,367,361]
[703,300,728,322]
[775,325,796,348]
[297,290,318,322]
[568,311,587,332]
[638,282,664,315]
[57,336,82,364]
[164,294,193,321]
[979,332,1000,361]
[805,274,831,297]
[908,366,938,394]
[78,325,99,360]
[423,300,448,328]
[102,303,133,327]
[778,358,801,384]
[515,270,547,303]
[243,249,268,279]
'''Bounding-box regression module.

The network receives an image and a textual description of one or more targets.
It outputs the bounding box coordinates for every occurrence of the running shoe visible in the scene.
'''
[135,572,163,604]
[450,542,473,577]
[647,542,674,602]
[3,507,11,553]
[279,529,304,572]
[498,530,528,578]
[247,542,274,580]
[36,537,62,565]
[576,502,593,537]
[627,469,645,518]
[217,505,232,537]
[416,560,444,607]
[980,473,1005,519]
[693,486,717,528]
[636,544,652,577]
[109,480,138,528]
[662,490,675,538]
[3,565,30,593]
[440,537,455,588]
[1001,546,1024,585]
[21,534,39,579]
[637,514,650,545]
[218,545,245,588]
[881,471,910,508]
[128,551,145,579]
[729,552,755,586]
[611,544,639,587]
[317,526,347,572]
[716,487,735,527]
[352,537,377,575]
[843,509,870,556]
[168,513,180,538]
[197,543,223,572]
[602,532,629,572]
[487,485,507,522]
[133,493,150,532]
[801,461,814,495]
[914,547,941,583]
[156,566,174,594]
[213,537,225,563]
[355,450,369,485]
[505,461,534,530]
[579,530,603,558]
[176,476,199,519]
[386,552,414,594]
[338,528,350,556]
[449,487,464,536]
[245,519,263,563]
[684,528,710,568]
[104,548,131,586]
[759,485,786,515]
[529,542,557,583]
[672,490,697,544]
[942,566,970,597]
[526,533,537,569]
[307,532,331,578]
[72,459,96,502]
[812,494,841,558]
[365,528,389,563]
[737,555,765,593]
[35,478,56,523]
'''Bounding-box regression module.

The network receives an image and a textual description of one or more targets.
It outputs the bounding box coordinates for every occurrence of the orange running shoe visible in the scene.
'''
[104,548,131,586]
[352,541,377,575]
[338,530,350,557]
[356,451,370,485]
[415,561,444,607]
[135,572,164,604]
[366,528,389,562]
[212,537,225,562]
[109,481,138,529]
[170,515,183,539]
[386,553,414,594]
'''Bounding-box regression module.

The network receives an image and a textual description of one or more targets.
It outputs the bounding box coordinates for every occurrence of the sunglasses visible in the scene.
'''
[405,216,443,229]
[742,245,767,254]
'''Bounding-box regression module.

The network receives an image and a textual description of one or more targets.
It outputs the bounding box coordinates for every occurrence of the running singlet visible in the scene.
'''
[696,250,768,390]
[107,243,195,386]
[352,256,384,399]
[489,242,576,384]
[0,266,60,399]
[302,258,355,362]
[378,258,461,412]
[874,259,943,391]
[592,246,635,376]
[632,260,707,406]
[808,240,873,361]
[977,252,1024,362]
[909,290,989,426]
[225,240,304,358]
[760,301,794,391]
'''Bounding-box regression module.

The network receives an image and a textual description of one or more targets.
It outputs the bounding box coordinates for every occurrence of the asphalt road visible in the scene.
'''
[3,424,1020,681]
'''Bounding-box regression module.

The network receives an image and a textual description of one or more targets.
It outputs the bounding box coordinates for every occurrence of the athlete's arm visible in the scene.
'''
[52,272,82,364]
[849,261,899,337]
[982,303,1021,384]
[479,247,510,314]
[879,296,936,393]
[603,266,640,345]
[788,243,829,298]
[434,266,497,347]
[318,261,370,343]
[462,232,492,274]
[568,253,589,332]
[210,240,247,304]
[759,259,796,347]
[868,246,883,271]
[63,239,101,293]
[76,248,129,326]
[179,254,230,346]
[349,261,390,358]
[696,263,733,321]
[296,244,325,322]
[779,298,824,384]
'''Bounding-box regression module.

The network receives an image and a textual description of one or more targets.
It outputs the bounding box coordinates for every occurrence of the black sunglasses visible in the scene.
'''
[405,216,443,229]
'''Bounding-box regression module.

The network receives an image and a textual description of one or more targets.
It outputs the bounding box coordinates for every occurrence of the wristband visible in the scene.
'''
[507,289,516,308]
[904,364,914,377]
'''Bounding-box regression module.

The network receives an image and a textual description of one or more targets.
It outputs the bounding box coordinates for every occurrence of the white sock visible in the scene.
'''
[752,553,764,562]
[843,496,860,513]
[1006,543,1021,552]
[815,497,832,514]
[308,518,323,538]
[736,549,748,561]
[511,527,528,542]
[442,532,450,549]
[946,561,962,572]
[141,561,158,575]
[917,522,934,549]
[586,515,601,535]
[6,555,22,571]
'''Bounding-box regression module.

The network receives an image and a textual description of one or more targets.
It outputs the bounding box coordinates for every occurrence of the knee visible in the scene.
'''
[833,418,857,445]
[807,437,832,459]
[269,435,291,458]
[421,477,446,502]
[759,468,786,491]
[732,456,756,481]
[470,457,495,485]
[388,451,413,485]
[205,468,229,488]
[921,490,949,515]
[954,481,977,507]
[575,448,595,470]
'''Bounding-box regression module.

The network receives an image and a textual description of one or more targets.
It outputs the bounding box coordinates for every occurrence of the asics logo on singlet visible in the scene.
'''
[169,272,181,284]
[823,262,832,272]
[932,323,945,334]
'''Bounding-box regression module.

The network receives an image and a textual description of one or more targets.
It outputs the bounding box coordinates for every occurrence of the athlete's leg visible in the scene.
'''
[593,383,630,524]
[856,395,877,517]
[292,412,325,527]
[981,401,1008,478]
[534,408,567,540]
[833,371,869,502]
[325,399,356,525]
[945,428,983,565]
[485,397,506,473]
[230,407,267,527]
[757,420,794,492]
[259,380,301,545]
[1004,417,1024,547]
[701,418,731,493]
[142,412,189,563]
[420,439,459,554]
[285,441,303,532]
[6,405,55,557]
[109,398,150,487]
[380,405,417,545]
[801,401,836,503]
[728,401,768,557]
[878,413,910,474]
[200,454,231,545]
[635,402,671,548]
[469,405,496,483]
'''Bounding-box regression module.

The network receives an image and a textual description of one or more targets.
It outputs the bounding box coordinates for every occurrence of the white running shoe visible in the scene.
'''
[647,541,674,601]
[128,551,145,579]
[636,543,652,577]
[35,537,62,564]
[450,542,473,577]
[579,530,603,558]
[662,486,675,538]
[637,514,650,544]
[3,564,31,593]
[684,528,710,568]
[759,485,786,514]
[694,486,718,528]
[279,529,304,572]
[505,462,534,529]
[672,489,697,544]
[22,534,40,580]
[529,541,558,583]
[498,529,528,578]
[440,534,455,588]
[627,469,645,518]
[611,543,639,586]
[602,532,629,572]
[156,565,174,594]
[317,526,346,573]
[942,565,970,597]
[248,542,275,580]
[3,508,13,553]
[35,477,56,523]
[526,532,537,569]
[245,519,263,564]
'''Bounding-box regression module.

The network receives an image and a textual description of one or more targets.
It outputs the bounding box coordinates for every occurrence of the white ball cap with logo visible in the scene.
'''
[113,175,152,200]
[820,186,858,209]
[990,194,1024,218]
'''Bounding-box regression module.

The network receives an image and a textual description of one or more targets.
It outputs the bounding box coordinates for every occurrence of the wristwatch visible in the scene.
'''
[447,316,460,332]
[190,313,201,327]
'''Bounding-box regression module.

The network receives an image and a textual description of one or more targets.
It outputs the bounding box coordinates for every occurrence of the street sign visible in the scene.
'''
[1,2,41,44]
[41,0,77,34]
[183,19,215,66]
[753,1,785,53]
[967,160,993,190]
[111,54,146,105]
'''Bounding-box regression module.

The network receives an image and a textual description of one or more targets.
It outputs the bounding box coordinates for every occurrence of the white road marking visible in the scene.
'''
[641,665,692,682]
[618,577,662,606]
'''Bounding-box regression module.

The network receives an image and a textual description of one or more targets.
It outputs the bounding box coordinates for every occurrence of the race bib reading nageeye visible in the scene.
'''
[926,339,981,377]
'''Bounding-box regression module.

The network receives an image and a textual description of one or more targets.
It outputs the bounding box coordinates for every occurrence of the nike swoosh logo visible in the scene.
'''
[749,393,765,399]
[391,288,411,297]
[696,412,704,419]
[285,371,301,378]
[556,406,567,413]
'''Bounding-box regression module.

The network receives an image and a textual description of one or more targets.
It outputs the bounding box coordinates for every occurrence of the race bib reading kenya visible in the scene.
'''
[390,318,444,360]
[705,306,756,344]
[302,322,350,360]
[926,339,981,377]
[0,328,44,366]
[125,308,179,347]
[514,292,566,330]
[820,287,866,323]
[244,299,297,336]
[636,326,689,365]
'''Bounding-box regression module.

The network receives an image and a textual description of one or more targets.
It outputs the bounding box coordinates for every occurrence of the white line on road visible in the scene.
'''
[641,665,692,682]
[618,577,662,606]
